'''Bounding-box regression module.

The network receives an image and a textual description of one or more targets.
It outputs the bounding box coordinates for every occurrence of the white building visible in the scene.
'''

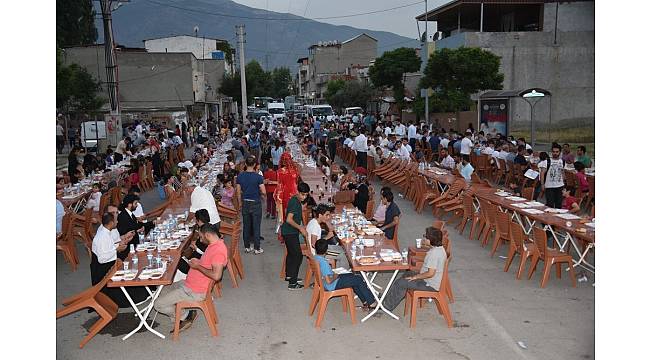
[143,35,234,74]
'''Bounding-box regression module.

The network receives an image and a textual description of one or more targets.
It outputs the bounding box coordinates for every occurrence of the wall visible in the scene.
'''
[465,30,594,143]
[63,46,197,111]
[340,35,377,69]
[543,1,595,32]
[144,36,220,60]
[428,111,478,132]
[200,59,226,103]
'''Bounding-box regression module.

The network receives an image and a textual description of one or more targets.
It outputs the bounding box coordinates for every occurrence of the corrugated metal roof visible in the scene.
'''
[415,0,592,21]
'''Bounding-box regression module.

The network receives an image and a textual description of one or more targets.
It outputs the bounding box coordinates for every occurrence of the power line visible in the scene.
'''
[246,38,418,57]
[283,0,312,66]
[144,0,424,21]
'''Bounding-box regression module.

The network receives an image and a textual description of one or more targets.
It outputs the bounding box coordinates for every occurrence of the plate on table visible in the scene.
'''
[524,201,545,207]
[61,195,79,200]
[357,256,381,266]
[332,267,352,275]
[554,213,582,220]
[545,208,568,214]
[585,222,595,228]
[136,245,148,252]
[495,192,511,197]
[521,208,544,215]
[506,196,527,202]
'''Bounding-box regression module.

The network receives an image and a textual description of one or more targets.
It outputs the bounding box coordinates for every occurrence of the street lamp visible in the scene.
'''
[519,88,551,149]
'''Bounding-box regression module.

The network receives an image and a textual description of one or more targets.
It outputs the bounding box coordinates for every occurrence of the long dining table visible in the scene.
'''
[472,187,595,274]
[105,191,194,340]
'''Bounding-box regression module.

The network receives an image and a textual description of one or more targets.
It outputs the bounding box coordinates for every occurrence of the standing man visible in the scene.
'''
[538,143,565,208]
[407,121,418,150]
[460,130,474,157]
[352,127,369,169]
[56,116,65,154]
[575,145,592,168]
[281,182,310,290]
[236,156,266,254]
[395,120,406,138]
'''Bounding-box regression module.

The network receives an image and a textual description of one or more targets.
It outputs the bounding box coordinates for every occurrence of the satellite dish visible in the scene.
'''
[193,26,199,35]
[420,31,427,43]
[432,31,443,41]
[318,41,323,46]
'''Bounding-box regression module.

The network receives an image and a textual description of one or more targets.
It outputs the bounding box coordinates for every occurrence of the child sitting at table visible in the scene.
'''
[314,239,376,311]
[85,183,102,211]
[562,186,581,214]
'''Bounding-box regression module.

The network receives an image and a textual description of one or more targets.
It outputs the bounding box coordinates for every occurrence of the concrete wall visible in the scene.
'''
[543,2,595,32]
[464,30,594,141]
[310,46,342,76]
[340,35,377,69]
[200,59,226,103]
[62,46,197,111]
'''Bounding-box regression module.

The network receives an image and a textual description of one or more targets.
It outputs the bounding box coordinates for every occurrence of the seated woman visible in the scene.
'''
[339,166,354,190]
[373,188,400,243]
[314,239,376,310]
[352,168,370,215]
[162,174,178,200]
[369,186,390,222]
[382,227,447,311]
[220,176,235,209]
[562,187,581,214]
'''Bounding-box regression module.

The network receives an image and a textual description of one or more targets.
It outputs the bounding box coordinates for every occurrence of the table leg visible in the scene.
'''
[544,224,570,251]
[567,239,595,274]
[368,272,383,290]
[120,285,166,340]
[360,270,400,322]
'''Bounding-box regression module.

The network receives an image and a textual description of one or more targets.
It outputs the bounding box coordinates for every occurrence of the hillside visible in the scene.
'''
[95,0,419,69]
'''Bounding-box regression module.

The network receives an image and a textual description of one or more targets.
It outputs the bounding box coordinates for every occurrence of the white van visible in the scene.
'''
[306,104,334,121]
[267,102,286,121]
[80,120,106,149]
[344,107,364,122]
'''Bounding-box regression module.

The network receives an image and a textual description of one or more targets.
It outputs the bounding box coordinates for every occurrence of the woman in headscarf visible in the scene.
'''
[276,152,300,217]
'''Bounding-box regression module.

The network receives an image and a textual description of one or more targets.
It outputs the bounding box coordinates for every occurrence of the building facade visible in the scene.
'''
[301,33,378,103]
[416,0,594,144]
[144,35,234,74]
[62,44,228,120]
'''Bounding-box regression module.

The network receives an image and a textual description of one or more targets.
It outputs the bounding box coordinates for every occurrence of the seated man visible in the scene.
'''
[178,209,211,274]
[314,239,376,310]
[154,223,227,333]
[459,155,474,181]
[383,227,447,311]
[438,148,456,170]
[90,212,149,308]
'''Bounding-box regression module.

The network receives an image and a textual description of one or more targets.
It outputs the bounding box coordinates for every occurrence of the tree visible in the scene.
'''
[270,67,293,99]
[245,60,273,99]
[369,47,421,114]
[420,47,504,115]
[324,79,346,111]
[57,50,106,115]
[219,71,242,104]
[56,0,98,47]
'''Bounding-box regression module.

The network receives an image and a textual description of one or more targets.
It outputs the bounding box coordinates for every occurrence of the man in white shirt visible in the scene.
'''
[482,140,495,156]
[460,130,473,156]
[135,122,143,138]
[401,138,412,153]
[395,141,411,160]
[439,134,450,149]
[439,148,456,170]
[407,121,418,149]
[190,185,221,231]
[352,128,369,169]
[384,125,392,137]
[92,212,134,264]
[395,121,406,137]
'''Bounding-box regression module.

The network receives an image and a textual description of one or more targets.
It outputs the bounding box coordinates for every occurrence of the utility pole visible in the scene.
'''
[236,25,248,122]
[99,0,122,147]
[424,0,429,124]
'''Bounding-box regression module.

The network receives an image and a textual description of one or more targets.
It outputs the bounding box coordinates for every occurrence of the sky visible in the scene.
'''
[231,0,447,39]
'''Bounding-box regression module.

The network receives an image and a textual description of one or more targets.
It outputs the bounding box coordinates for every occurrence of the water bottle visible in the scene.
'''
[132,256,139,271]
[147,251,153,269]
[401,249,408,265]
[129,244,135,254]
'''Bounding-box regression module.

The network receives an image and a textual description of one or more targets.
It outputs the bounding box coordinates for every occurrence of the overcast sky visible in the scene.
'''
[232,0,447,39]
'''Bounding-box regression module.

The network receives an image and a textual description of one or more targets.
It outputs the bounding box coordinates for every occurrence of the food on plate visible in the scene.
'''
[358,257,379,265]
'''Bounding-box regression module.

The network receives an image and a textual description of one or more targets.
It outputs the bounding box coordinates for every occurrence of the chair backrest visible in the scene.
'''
[521,187,534,201]
[98,191,112,215]
[333,190,355,205]
[446,179,466,198]
[497,158,507,172]
[306,254,325,295]
[508,221,527,253]
[483,201,497,226]
[532,226,547,258]
[587,175,595,195]
[365,199,375,219]
[564,170,576,188]
[494,210,510,237]
[462,193,474,217]
[438,256,451,294]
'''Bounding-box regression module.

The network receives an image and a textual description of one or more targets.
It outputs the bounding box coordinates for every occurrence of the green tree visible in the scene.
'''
[420,47,504,116]
[324,79,346,111]
[341,82,374,109]
[57,50,106,115]
[270,67,293,99]
[245,60,273,100]
[56,0,98,47]
[216,41,234,67]
[369,47,421,114]
[219,71,242,104]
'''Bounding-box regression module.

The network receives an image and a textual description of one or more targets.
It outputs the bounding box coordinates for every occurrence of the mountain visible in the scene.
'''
[94,0,419,70]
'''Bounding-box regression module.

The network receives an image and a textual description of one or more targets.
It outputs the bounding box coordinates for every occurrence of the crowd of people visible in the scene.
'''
[57,109,592,335]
